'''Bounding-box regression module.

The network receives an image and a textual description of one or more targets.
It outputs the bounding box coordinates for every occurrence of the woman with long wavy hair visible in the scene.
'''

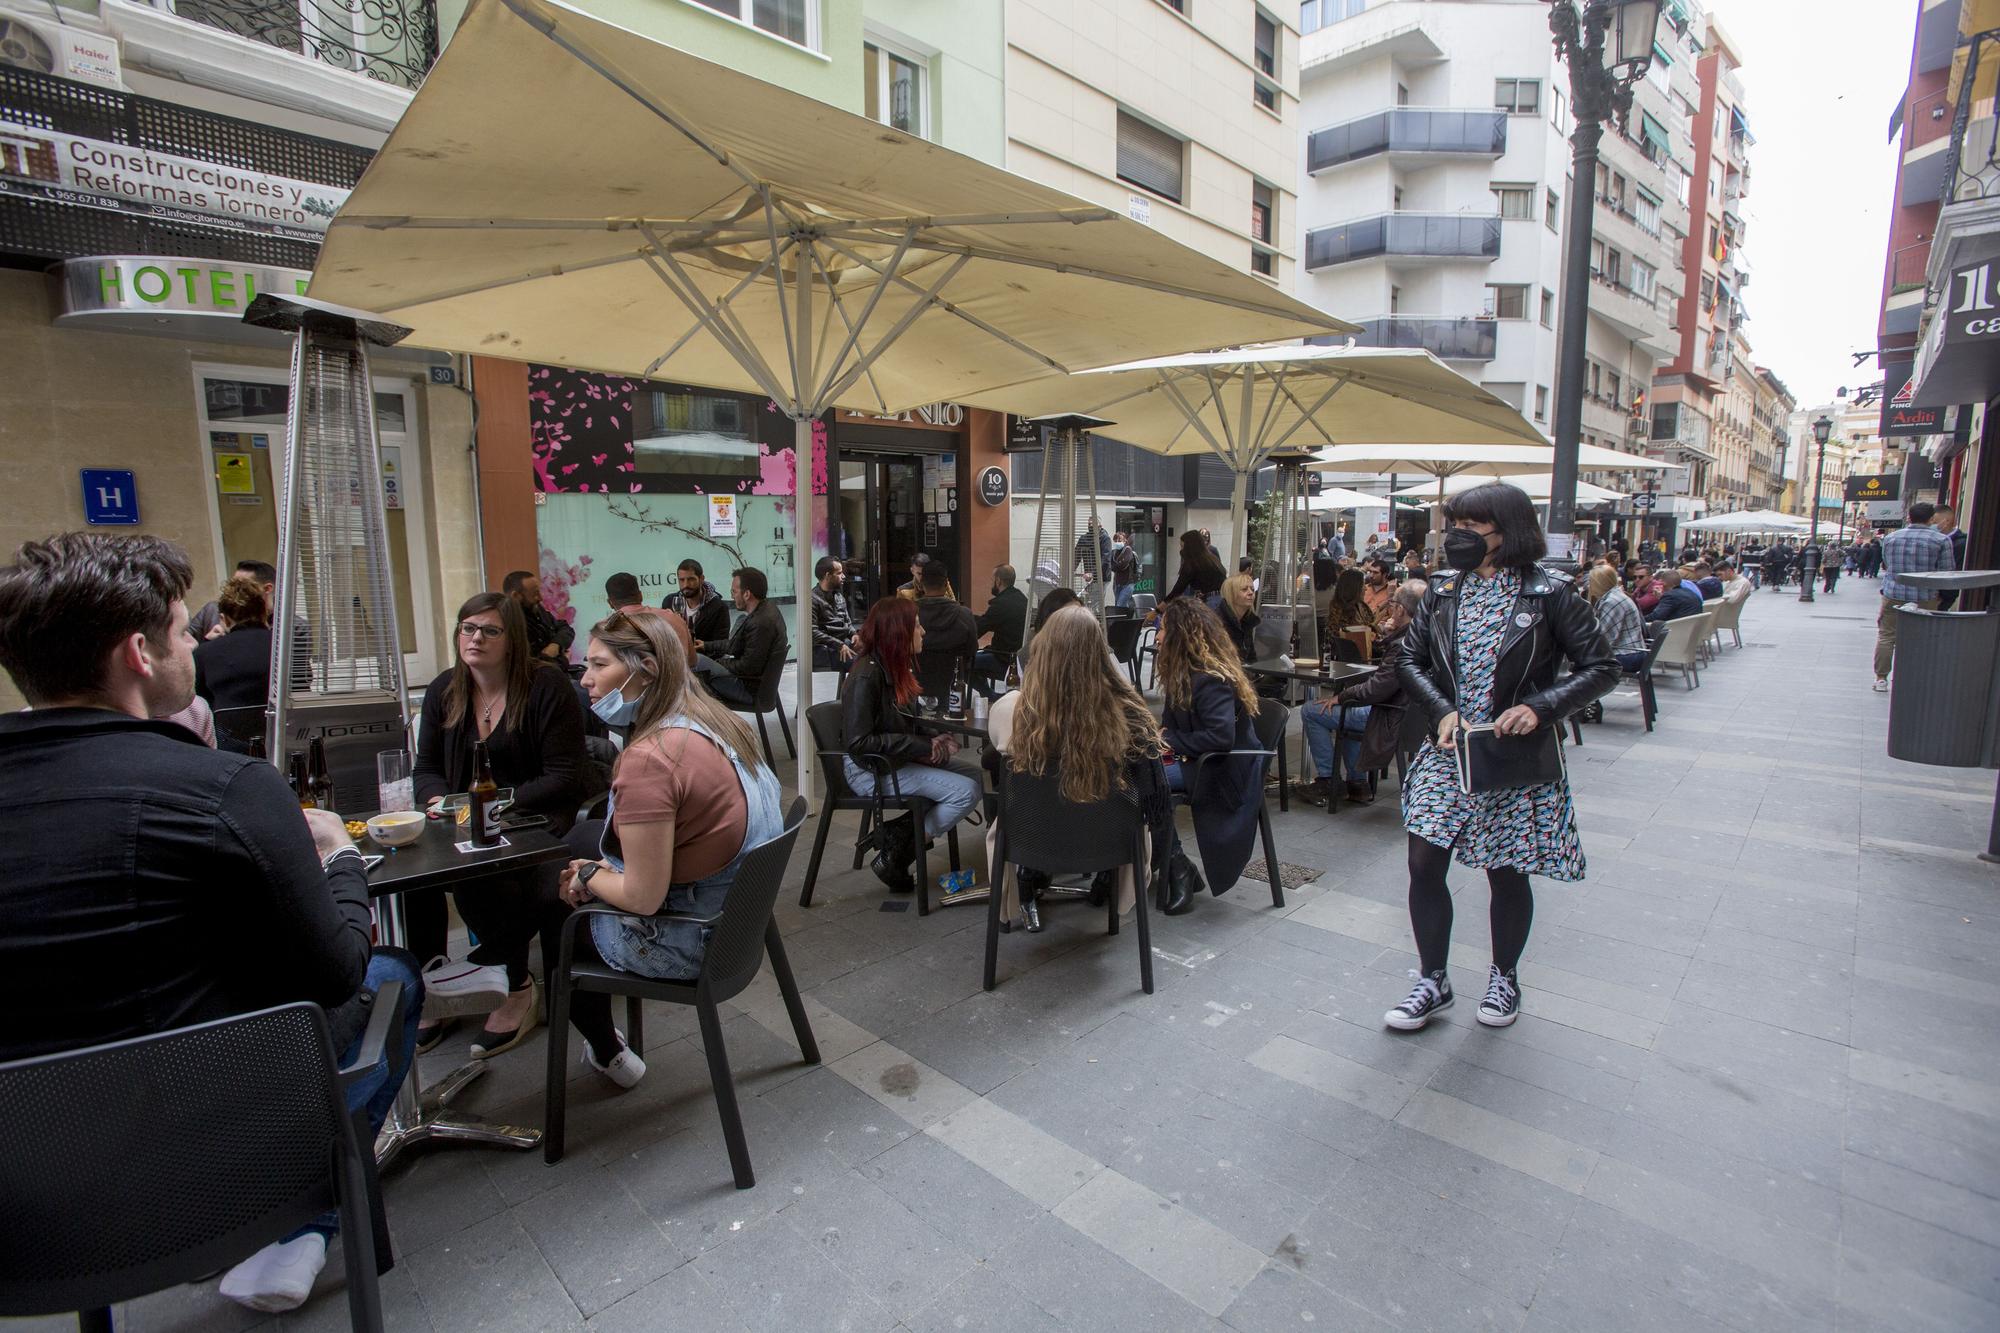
[986,605,1168,930]
[840,597,982,893]
[553,609,785,1085]
[1153,598,1265,912]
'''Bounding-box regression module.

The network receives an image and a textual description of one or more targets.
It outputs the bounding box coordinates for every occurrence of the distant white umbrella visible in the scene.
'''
[1312,442,1672,532]
[1305,485,1389,511]
[1678,509,1811,534]
[1388,473,1628,504]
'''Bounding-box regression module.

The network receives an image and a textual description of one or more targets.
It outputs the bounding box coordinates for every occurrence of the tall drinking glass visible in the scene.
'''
[376,750,415,813]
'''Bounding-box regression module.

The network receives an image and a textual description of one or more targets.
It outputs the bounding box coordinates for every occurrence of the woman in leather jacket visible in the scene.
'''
[841,597,982,894]
[1386,483,1617,1034]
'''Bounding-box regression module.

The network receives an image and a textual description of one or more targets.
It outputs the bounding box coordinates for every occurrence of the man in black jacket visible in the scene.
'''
[0,532,421,1314]
[697,566,787,708]
[810,555,858,673]
[504,568,575,664]
[1645,570,1706,623]
[914,561,978,699]
[973,563,1028,696]
[661,557,732,644]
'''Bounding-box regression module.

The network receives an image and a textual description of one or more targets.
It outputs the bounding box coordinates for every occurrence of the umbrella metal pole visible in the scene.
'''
[794,413,816,800]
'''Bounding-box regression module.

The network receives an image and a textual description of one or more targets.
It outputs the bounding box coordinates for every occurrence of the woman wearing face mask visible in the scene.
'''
[1388,484,1616,1033]
[558,609,786,1080]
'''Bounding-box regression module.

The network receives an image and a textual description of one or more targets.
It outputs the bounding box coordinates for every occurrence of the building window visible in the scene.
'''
[1250,179,1276,276]
[1630,258,1657,300]
[1606,371,1622,406]
[1546,187,1560,232]
[1486,283,1529,320]
[1634,189,1661,236]
[1117,111,1186,204]
[1549,87,1570,136]
[1494,184,1534,220]
[1393,185,1405,211]
[1390,284,1402,313]
[1301,0,1365,32]
[1495,78,1541,115]
[864,39,928,138]
[689,0,814,49]
[1155,0,1188,13]
[1540,287,1555,328]
[1253,9,1281,111]
[1534,385,1549,421]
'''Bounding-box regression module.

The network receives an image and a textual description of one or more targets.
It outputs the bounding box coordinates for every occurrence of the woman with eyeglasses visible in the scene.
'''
[410,592,588,1057]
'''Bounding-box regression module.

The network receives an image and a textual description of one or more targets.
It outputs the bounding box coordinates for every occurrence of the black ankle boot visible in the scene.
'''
[870,815,917,893]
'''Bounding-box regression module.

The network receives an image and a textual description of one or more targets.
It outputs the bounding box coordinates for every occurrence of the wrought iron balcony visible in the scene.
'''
[166,0,439,91]
[1347,315,1498,361]
[1304,213,1501,269]
[1944,27,2000,206]
[1306,108,1507,173]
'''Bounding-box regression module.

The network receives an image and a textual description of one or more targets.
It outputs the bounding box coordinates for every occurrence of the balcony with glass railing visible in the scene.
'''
[1344,315,1498,361]
[1306,108,1507,173]
[1304,213,1501,269]
[159,0,439,90]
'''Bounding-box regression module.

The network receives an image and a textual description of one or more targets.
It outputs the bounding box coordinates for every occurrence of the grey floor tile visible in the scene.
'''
[583,1262,750,1332]
[901,1262,1068,1333]
[405,1210,584,1333]
[987,1212,1221,1332]
[1220,1265,1396,1333]
[778,1169,977,1321]
[754,1065,916,1168]
[1841,1149,2000,1251]
[687,1212,894,1333]
[1839,1194,2000,1308]
[511,1172,684,1318]
[855,1131,1045,1264]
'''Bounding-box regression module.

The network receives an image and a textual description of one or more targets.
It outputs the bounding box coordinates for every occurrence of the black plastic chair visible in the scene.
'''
[1328,637,1365,665]
[0,988,405,1333]
[1169,698,1285,906]
[544,798,816,1184]
[796,702,959,916]
[985,765,1152,994]
[1105,618,1145,689]
[741,668,796,769]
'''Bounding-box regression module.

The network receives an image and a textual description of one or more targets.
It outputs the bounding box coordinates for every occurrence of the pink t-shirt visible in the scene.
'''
[610,726,747,882]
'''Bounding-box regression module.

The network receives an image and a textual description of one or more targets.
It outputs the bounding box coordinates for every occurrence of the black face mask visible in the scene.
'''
[1443,527,1493,573]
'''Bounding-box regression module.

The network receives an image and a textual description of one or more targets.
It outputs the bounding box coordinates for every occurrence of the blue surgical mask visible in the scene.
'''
[591,684,642,726]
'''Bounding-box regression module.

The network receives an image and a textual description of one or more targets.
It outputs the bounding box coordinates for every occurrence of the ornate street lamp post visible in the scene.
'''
[1546,0,1666,551]
[1799,413,1834,604]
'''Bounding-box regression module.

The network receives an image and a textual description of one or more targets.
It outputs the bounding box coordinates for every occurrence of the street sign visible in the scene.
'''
[1844,473,1900,503]
[976,466,1009,506]
[80,469,138,525]
[1631,492,1656,512]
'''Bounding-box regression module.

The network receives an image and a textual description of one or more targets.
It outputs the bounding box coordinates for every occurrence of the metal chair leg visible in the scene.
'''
[696,999,754,1190]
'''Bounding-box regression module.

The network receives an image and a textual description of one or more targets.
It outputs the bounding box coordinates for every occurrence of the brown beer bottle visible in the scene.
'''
[468,739,499,847]
[1003,655,1021,691]
[289,752,316,809]
[307,736,335,811]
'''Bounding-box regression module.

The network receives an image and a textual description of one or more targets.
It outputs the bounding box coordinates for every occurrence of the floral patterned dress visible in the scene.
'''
[1401,569,1586,881]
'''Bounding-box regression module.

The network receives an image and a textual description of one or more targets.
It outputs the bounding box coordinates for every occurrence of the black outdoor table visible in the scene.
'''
[360,812,571,1166]
[1245,661,1377,811]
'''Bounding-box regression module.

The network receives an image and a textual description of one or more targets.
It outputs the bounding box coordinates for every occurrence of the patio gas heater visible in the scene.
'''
[1252,447,1319,668]
[245,294,413,802]
[1020,413,1115,653]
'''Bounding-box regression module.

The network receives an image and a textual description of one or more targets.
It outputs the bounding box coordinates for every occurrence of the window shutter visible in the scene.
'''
[1117,112,1185,203]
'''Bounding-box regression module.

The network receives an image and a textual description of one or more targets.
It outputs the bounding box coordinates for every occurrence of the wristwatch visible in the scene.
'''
[577,861,602,894]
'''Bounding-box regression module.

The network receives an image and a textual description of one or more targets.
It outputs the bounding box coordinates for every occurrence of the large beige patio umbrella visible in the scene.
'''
[962,344,1545,554]
[307,0,1344,794]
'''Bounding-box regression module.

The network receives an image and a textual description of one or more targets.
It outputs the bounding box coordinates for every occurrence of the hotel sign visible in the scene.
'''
[57,257,313,322]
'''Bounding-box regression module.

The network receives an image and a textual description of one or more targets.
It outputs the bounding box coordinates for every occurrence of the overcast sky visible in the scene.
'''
[1723,1,1913,409]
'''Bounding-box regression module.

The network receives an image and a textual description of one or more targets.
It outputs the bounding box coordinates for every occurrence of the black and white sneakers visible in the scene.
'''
[1478,965,1522,1027]
[1384,965,1524,1031]
[1384,969,1454,1031]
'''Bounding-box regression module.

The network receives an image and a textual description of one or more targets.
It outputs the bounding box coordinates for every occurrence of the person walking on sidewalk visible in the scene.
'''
[1387,484,1617,1032]
[1873,502,1957,692]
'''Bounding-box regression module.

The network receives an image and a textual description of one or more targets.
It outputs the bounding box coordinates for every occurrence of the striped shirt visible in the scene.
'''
[1594,588,1646,657]
[1880,523,1957,602]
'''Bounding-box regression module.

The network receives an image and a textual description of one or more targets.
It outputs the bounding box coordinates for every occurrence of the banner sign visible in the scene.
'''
[57,256,312,322]
[1880,359,1944,438]
[1843,473,1900,503]
[0,121,349,234]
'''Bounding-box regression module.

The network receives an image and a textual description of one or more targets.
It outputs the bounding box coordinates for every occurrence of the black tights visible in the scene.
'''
[1406,835,1534,979]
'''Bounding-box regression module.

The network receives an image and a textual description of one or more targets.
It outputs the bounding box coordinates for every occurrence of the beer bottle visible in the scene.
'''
[289,752,316,809]
[1003,655,1021,691]
[307,737,335,811]
[947,657,967,720]
[247,733,267,761]
[468,739,500,847]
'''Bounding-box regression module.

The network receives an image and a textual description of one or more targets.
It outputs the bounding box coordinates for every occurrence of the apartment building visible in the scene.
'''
[1886,0,2000,572]
[1647,8,1756,520]
[1786,400,1876,533]
[1750,366,1795,512]
[1295,0,1693,531]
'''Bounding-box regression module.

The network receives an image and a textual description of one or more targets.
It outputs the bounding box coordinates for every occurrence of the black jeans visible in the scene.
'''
[1406,835,1534,979]
[705,672,757,708]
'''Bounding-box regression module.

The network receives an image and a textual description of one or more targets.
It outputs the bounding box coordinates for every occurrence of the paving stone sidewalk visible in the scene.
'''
[29,587,2000,1332]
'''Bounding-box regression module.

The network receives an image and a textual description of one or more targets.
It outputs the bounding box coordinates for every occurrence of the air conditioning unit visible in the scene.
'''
[0,16,59,74]
[0,11,121,86]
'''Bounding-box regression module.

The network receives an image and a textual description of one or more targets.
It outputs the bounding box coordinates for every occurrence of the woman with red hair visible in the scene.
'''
[841,597,981,892]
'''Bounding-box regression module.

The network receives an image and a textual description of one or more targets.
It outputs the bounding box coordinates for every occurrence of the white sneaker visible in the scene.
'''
[584,1029,647,1090]
[420,956,508,1019]
[1872,678,1889,693]
[219,1232,327,1313]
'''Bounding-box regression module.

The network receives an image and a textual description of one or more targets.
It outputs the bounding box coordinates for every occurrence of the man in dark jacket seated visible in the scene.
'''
[1645,569,1706,624]
[914,561,978,700]
[973,564,1028,696]
[0,532,421,1316]
[696,566,788,708]
[661,557,732,645]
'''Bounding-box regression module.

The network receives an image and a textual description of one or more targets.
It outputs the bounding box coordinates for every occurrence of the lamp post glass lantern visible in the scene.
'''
[1799,414,1834,604]
[1545,0,1666,547]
